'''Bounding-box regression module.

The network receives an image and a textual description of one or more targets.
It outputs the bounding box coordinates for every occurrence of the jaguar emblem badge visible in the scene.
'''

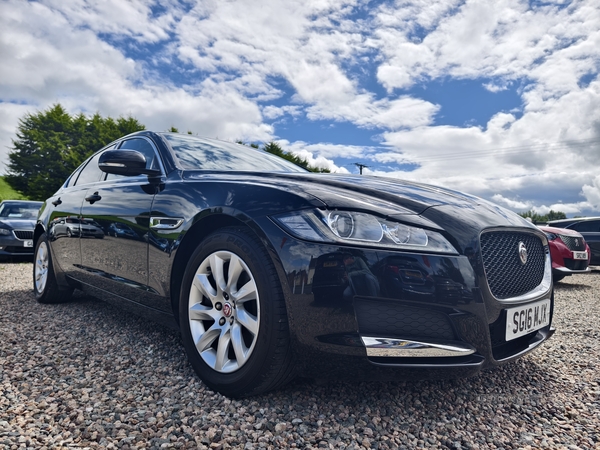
[518,242,528,265]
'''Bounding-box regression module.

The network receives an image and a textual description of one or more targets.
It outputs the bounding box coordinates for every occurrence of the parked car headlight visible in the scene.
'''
[0,228,12,236]
[273,209,457,254]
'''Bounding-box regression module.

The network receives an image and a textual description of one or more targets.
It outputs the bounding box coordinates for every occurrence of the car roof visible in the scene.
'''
[547,217,600,225]
[0,200,43,204]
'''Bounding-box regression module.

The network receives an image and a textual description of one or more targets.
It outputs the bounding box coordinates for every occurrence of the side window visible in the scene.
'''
[74,152,104,186]
[118,138,159,170]
[570,221,600,232]
[65,165,84,188]
[70,144,116,186]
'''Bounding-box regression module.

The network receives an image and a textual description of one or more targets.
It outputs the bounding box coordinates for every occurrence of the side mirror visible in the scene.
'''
[98,150,161,177]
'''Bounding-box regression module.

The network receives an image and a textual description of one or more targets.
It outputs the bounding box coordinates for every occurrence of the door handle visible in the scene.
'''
[85,192,102,204]
[52,197,62,206]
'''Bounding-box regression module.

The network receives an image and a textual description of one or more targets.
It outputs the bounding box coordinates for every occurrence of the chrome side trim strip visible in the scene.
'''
[361,336,476,358]
[150,217,184,230]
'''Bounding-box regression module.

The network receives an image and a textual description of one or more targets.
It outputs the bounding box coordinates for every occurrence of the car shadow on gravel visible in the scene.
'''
[1,284,568,408]
[281,356,562,399]
[554,280,595,291]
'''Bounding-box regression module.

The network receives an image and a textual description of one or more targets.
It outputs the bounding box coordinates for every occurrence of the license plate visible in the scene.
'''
[573,251,587,260]
[505,299,550,341]
[24,240,33,247]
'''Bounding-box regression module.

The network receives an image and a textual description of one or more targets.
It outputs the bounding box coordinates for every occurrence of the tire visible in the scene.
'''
[33,233,73,304]
[66,228,72,237]
[179,227,295,397]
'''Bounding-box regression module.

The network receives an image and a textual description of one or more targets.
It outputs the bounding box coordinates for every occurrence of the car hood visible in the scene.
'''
[0,219,36,229]
[183,171,537,250]
[538,225,583,237]
[184,172,482,215]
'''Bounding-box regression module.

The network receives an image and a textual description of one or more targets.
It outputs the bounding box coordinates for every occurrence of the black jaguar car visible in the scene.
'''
[34,131,554,397]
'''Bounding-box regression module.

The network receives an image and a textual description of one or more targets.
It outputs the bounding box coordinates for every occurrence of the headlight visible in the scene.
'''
[0,228,12,236]
[544,232,557,241]
[273,209,457,254]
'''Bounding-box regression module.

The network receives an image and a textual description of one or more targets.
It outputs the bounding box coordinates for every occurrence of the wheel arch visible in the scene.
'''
[33,223,46,249]
[168,212,281,323]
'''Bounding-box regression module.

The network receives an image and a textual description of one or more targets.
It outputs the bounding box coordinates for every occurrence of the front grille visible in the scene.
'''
[558,235,586,251]
[480,231,546,299]
[354,298,456,340]
[13,230,33,240]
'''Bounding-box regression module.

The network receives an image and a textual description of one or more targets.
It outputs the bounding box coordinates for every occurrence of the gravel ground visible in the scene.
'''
[1,262,599,450]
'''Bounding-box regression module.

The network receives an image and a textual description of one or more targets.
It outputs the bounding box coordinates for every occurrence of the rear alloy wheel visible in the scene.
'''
[34,233,73,304]
[180,227,295,397]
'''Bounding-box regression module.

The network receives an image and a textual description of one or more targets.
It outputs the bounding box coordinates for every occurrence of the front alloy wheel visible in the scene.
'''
[188,250,260,373]
[180,227,295,397]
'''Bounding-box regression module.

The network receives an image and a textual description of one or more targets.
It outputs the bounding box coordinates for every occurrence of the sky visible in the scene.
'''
[1,0,599,217]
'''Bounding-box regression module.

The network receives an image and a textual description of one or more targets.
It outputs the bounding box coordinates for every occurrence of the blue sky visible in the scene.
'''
[1,0,599,216]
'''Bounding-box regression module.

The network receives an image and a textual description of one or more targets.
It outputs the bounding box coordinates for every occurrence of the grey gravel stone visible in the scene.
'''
[1,262,600,449]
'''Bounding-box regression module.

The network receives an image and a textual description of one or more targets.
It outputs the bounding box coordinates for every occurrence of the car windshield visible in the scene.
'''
[0,202,41,219]
[162,133,308,173]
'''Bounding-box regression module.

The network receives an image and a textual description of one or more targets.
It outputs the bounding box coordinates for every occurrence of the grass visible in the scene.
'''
[0,176,27,201]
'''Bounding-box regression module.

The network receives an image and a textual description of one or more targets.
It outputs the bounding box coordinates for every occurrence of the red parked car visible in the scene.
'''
[538,225,591,282]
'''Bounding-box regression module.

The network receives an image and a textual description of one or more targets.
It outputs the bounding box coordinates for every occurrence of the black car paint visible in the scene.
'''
[35,131,553,382]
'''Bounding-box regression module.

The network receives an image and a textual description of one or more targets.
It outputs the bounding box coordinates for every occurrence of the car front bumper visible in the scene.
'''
[259,221,554,380]
[0,234,35,257]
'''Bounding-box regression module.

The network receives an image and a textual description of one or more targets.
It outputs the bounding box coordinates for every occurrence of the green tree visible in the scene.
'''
[5,104,144,200]
[262,141,330,173]
[519,209,567,224]
[546,210,567,221]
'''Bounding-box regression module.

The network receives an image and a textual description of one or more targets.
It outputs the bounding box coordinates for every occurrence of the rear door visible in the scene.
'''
[46,151,107,278]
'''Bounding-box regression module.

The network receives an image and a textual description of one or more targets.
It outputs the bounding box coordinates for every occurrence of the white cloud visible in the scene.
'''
[277,140,359,172]
[581,175,600,211]
[0,0,599,218]
[0,0,276,168]
[42,0,178,43]
[491,194,531,210]
[0,103,33,173]
[373,0,600,91]
[262,105,303,120]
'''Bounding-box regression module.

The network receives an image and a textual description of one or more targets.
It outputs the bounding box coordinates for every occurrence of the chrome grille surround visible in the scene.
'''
[480,229,552,303]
